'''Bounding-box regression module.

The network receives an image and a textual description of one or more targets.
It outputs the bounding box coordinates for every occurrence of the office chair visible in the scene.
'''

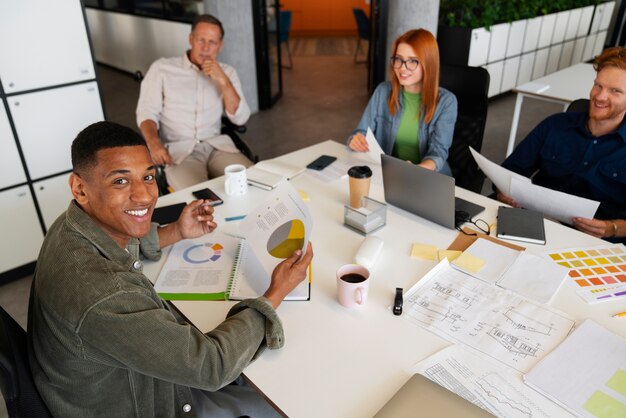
[352,8,370,64]
[566,98,590,113]
[440,64,490,193]
[0,306,52,418]
[279,10,293,69]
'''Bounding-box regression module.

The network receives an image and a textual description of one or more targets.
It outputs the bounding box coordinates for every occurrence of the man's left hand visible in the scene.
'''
[572,217,612,238]
[176,200,217,239]
[201,59,229,87]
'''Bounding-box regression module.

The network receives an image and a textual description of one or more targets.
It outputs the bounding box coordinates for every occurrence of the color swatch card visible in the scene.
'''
[546,245,626,303]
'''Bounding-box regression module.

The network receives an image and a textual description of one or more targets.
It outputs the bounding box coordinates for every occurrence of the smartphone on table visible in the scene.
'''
[306,155,337,171]
[192,188,224,206]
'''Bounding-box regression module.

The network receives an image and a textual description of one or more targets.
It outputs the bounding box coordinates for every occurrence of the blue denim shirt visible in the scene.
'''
[503,112,626,221]
[350,81,458,174]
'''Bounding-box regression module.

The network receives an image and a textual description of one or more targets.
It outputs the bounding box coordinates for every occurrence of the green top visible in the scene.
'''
[393,90,421,163]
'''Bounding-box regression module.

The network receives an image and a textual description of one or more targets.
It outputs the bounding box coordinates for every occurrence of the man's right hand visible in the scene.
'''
[348,133,369,152]
[148,141,173,166]
[264,242,314,309]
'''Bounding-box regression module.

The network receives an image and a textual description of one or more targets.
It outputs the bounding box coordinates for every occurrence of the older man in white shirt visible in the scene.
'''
[137,14,251,190]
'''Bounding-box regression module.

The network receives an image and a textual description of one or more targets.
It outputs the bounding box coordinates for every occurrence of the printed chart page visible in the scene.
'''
[239,180,313,286]
[403,260,575,373]
[413,345,575,418]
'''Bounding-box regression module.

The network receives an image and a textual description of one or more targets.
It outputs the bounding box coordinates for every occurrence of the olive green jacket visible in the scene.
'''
[28,201,283,417]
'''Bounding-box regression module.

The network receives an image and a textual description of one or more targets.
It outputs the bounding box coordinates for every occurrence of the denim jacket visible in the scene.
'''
[350,81,457,174]
[28,201,283,417]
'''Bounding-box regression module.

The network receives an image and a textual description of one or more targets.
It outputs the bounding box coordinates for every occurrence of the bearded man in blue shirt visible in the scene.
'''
[497,47,626,242]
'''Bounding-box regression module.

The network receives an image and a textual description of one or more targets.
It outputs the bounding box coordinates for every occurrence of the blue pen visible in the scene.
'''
[225,215,246,222]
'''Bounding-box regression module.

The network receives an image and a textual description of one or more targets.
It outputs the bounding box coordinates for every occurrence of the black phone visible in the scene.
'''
[306,155,337,171]
[192,188,224,206]
[151,203,186,225]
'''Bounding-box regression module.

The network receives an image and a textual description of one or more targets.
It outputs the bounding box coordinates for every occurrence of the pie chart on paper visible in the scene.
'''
[267,220,305,258]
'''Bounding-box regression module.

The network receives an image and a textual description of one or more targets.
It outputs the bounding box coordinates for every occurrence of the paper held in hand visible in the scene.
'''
[154,180,313,300]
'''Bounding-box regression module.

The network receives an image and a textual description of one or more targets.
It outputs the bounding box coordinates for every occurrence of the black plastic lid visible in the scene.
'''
[348,165,372,179]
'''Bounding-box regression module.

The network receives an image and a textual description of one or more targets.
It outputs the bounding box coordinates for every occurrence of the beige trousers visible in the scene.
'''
[165,141,253,191]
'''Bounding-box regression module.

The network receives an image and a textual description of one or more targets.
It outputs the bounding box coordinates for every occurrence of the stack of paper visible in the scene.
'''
[247,159,305,190]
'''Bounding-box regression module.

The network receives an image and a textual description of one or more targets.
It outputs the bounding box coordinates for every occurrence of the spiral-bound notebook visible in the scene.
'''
[154,233,310,301]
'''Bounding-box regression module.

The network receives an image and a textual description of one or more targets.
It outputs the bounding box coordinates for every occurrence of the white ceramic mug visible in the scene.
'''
[224,164,248,196]
[336,264,370,309]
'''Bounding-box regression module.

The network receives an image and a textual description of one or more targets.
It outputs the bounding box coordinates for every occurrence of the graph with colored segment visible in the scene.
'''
[182,242,223,264]
[546,244,626,303]
[267,219,305,259]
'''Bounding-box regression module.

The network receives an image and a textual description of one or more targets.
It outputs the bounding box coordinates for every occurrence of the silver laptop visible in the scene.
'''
[381,154,484,229]
[374,374,494,418]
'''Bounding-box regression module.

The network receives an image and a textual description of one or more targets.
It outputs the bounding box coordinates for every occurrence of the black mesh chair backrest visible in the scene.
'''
[440,64,490,193]
[567,98,590,113]
[0,306,51,417]
[352,8,370,40]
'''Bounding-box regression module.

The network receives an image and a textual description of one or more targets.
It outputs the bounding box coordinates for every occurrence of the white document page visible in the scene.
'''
[305,157,351,182]
[469,147,531,195]
[413,345,576,418]
[239,179,313,275]
[365,127,385,164]
[403,260,575,372]
[452,238,521,284]
[497,251,568,304]
[525,320,626,418]
[510,177,600,225]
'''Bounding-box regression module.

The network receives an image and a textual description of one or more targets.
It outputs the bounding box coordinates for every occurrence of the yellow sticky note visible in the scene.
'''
[453,252,485,273]
[298,189,310,201]
[438,250,462,262]
[410,244,438,261]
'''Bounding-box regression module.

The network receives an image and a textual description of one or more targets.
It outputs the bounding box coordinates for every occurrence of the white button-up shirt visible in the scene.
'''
[136,53,251,163]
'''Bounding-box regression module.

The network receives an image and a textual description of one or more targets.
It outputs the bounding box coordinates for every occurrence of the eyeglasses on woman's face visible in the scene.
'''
[390,56,420,71]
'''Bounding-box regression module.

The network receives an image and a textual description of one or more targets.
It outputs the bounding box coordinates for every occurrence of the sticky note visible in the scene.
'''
[410,244,438,261]
[607,369,626,397]
[438,250,462,262]
[583,390,626,417]
[298,190,310,201]
[452,252,485,273]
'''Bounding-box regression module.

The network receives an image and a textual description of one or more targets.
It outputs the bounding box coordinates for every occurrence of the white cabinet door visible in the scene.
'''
[600,1,616,31]
[538,13,557,48]
[559,40,576,70]
[583,33,599,62]
[552,10,570,44]
[523,16,542,53]
[578,6,595,37]
[33,174,73,231]
[501,57,521,92]
[517,52,536,86]
[485,61,504,98]
[0,0,95,94]
[594,31,608,57]
[468,28,491,66]
[488,23,510,63]
[532,48,550,80]
[566,8,583,41]
[8,81,104,180]
[0,106,26,189]
[0,186,44,272]
[506,20,526,58]
[546,44,563,75]
[572,36,587,64]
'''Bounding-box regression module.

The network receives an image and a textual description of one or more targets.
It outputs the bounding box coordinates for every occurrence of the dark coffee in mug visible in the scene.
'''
[340,273,367,283]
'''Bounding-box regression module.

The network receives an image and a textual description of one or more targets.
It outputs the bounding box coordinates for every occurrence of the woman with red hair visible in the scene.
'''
[348,29,457,174]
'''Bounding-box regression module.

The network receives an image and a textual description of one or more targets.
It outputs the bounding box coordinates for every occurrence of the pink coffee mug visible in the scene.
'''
[336,264,370,309]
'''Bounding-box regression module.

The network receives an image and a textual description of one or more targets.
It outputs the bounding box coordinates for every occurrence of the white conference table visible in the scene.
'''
[145,140,625,418]
[506,63,596,157]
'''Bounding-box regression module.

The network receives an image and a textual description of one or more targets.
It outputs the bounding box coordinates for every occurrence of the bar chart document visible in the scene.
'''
[403,260,575,372]
[414,345,575,418]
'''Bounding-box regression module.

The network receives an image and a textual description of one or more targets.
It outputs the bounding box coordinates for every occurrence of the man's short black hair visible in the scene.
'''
[191,14,224,39]
[71,121,147,175]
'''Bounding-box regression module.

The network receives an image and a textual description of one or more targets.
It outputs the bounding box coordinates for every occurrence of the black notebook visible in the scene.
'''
[496,206,546,245]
